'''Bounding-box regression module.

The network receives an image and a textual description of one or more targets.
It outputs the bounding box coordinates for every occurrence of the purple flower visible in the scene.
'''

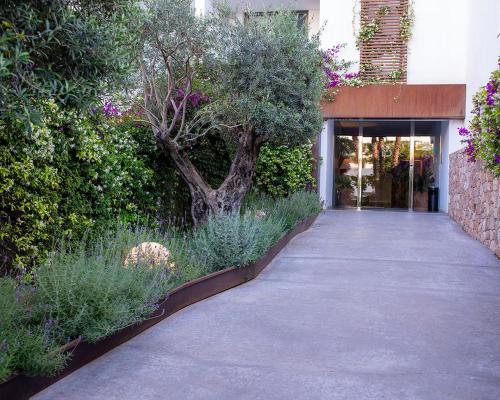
[494,154,500,163]
[485,80,498,107]
[102,100,122,117]
[458,127,470,136]
[464,139,476,162]
[344,72,360,79]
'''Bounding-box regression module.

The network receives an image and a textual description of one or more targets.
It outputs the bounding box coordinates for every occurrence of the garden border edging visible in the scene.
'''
[0,214,318,400]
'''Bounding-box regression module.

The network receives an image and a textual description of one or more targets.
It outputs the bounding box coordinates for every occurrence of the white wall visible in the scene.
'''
[464,0,500,121]
[406,0,467,84]
[319,0,358,64]
[319,120,334,208]
[193,0,212,14]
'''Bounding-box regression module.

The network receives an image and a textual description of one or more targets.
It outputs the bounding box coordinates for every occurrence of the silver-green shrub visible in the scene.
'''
[244,191,322,232]
[33,225,172,343]
[188,213,285,273]
[0,277,66,381]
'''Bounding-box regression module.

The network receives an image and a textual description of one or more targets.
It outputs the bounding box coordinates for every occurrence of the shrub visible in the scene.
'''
[0,0,141,125]
[32,224,172,343]
[0,278,66,381]
[244,190,322,231]
[188,213,284,273]
[187,190,321,274]
[0,101,176,274]
[459,64,500,175]
[255,142,316,197]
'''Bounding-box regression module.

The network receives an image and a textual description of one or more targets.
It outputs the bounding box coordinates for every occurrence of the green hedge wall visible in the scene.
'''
[255,142,316,197]
[0,101,176,274]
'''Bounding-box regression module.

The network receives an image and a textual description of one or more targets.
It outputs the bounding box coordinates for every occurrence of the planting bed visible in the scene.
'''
[0,215,317,400]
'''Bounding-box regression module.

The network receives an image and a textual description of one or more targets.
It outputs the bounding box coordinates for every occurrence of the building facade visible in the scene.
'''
[194,0,500,212]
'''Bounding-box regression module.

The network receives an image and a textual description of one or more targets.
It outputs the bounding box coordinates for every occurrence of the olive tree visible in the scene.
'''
[139,1,323,224]
[0,0,141,124]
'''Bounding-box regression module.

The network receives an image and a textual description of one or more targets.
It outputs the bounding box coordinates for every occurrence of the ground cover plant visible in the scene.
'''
[0,224,173,381]
[33,225,173,343]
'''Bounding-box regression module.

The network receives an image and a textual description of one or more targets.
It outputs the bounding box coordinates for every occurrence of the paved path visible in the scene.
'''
[35,211,500,400]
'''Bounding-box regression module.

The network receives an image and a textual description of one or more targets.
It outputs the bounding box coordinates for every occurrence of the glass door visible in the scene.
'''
[333,120,440,211]
[334,135,360,208]
[360,136,411,208]
[412,122,440,211]
[360,121,411,209]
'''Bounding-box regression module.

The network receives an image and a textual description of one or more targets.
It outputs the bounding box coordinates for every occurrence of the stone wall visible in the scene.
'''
[449,150,500,257]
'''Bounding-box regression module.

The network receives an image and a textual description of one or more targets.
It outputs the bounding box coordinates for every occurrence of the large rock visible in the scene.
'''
[124,242,174,269]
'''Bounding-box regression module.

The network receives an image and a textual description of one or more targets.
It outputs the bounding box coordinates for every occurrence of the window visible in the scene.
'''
[359,0,409,82]
[244,11,309,29]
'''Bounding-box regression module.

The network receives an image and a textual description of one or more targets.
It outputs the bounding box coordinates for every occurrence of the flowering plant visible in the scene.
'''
[459,62,500,175]
[322,44,363,100]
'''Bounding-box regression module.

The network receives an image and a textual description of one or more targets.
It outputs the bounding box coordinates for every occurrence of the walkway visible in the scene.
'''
[35,211,500,400]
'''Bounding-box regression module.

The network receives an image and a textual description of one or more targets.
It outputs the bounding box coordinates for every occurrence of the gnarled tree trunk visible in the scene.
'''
[160,131,261,225]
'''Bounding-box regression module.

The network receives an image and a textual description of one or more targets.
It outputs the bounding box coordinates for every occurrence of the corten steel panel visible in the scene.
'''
[321,84,466,119]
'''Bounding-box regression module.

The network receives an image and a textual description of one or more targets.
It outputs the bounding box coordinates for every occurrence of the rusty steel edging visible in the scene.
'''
[0,215,317,400]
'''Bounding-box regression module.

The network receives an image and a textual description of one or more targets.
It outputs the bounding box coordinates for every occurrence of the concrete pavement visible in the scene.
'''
[34,210,500,400]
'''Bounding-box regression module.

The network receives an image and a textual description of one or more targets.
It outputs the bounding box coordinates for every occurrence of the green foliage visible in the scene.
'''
[0,0,141,125]
[468,67,500,175]
[208,10,324,146]
[244,190,322,232]
[188,213,284,273]
[33,224,172,343]
[0,277,66,381]
[179,190,321,275]
[0,101,173,274]
[255,142,316,197]
[356,6,390,48]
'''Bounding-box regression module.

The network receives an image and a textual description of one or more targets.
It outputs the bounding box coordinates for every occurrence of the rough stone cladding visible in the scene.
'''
[449,150,499,257]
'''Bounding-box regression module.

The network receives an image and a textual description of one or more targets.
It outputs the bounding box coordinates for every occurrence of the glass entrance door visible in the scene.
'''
[361,136,411,208]
[333,120,440,211]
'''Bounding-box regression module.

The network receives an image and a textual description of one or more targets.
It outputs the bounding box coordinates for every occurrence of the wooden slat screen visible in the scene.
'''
[359,0,409,83]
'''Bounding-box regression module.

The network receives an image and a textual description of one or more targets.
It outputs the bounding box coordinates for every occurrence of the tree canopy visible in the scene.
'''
[138,1,324,222]
[0,0,141,124]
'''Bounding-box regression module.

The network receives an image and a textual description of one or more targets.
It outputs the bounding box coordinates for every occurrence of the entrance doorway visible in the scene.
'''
[333,120,440,211]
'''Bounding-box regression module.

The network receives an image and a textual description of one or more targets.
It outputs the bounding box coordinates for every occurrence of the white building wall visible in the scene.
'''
[319,120,334,208]
[464,0,500,121]
[319,0,357,62]
[406,0,467,85]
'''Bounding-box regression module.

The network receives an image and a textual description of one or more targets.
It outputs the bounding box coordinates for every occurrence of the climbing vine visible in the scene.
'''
[458,63,500,175]
[350,0,415,84]
[399,4,415,42]
[355,5,391,48]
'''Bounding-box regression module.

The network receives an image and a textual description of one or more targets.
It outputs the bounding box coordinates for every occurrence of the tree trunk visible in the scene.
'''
[392,136,402,167]
[160,131,261,225]
[372,137,380,182]
[216,131,261,214]
[159,139,218,225]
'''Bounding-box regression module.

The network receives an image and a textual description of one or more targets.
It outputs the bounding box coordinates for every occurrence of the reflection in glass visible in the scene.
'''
[334,135,359,207]
[361,136,410,208]
[333,120,441,211]
[413,136,437,211]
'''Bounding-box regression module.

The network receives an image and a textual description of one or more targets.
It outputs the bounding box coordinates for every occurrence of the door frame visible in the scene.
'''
[332,119,441,211]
